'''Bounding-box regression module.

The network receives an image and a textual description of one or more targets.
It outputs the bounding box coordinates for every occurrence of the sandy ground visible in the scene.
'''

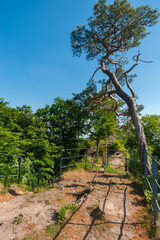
[108,151,126,170]
[0,160,151,240]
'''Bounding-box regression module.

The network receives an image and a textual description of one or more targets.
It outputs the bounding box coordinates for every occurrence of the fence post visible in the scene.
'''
[104,149,107,172]
[18,156,22,185]
[96,147,98,163]
[59,149,63,180]
[152,156,158,221]
[91,156,95,169]
[85,149,88,170]
[37,168,40,186]
[144,149,148,190]
[133,150,136,178]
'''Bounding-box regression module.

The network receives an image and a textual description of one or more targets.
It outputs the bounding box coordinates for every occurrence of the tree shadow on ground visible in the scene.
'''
[83,180,112,240]
[88,180,131,187]
[129,182,144,196]
[8,189,20,196]
[89,173,144,197]
[53,172,145,240]
[72,184,141,240]
[83,207,103,240]
[83,176,144,239]
[117,186,127,240]
[86,170,105,174]
[64,184,87,188]
[52,188,95,240]
[131,197,146,207]
[98,173,129,179]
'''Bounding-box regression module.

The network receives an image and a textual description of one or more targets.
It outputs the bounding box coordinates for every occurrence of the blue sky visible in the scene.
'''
[0,0,160,115]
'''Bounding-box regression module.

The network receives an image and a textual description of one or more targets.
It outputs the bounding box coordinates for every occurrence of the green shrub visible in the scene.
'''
[108,139,125,151]
[58,204,77,223]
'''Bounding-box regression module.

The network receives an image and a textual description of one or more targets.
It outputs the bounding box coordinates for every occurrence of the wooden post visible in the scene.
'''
[18,156,22,185]
[133,150,136,178]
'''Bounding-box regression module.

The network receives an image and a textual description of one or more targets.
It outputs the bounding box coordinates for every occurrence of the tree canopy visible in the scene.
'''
[71,0,158,61]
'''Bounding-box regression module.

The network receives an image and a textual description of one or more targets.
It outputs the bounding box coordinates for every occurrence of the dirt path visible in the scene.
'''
[108,151,126,170]
[53,171,149,240]
[0,168,151,240]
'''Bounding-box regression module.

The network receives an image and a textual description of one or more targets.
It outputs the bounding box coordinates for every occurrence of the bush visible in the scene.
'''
[108,139,125,151]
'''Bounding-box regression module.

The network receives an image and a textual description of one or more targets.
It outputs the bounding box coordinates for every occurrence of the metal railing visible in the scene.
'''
[144,150,160,225]
[0,153,41,186]
[125,149,160,227]
[59,148,88,179]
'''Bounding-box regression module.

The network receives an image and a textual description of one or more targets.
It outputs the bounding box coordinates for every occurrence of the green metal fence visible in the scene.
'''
[0,153,40,186]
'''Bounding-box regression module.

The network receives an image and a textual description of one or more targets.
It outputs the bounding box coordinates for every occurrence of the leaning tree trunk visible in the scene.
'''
[127,98,148,169]
[102,70,148,169]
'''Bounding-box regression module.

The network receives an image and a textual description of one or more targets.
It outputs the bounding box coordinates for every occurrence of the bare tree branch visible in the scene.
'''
[90,90,116,101]
[109,94,119,115]
[100,99,130,117]
[126,52,141,74]
[90,92,106,101]
[101,55,108,70]
[124,73,136,98]
[90,67,101,80]
[140,59,153,63]
[121,52,141,98]
[107,90,117,95]
[95,33,109,51]
[108,58,123,68]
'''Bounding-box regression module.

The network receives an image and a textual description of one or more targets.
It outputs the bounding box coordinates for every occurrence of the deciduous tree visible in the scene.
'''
[141,115,160,159]
[36,97,87,150]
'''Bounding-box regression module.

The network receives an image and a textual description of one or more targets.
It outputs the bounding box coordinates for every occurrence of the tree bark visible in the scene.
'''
[127,98,147,168]
[101,69,147,168]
